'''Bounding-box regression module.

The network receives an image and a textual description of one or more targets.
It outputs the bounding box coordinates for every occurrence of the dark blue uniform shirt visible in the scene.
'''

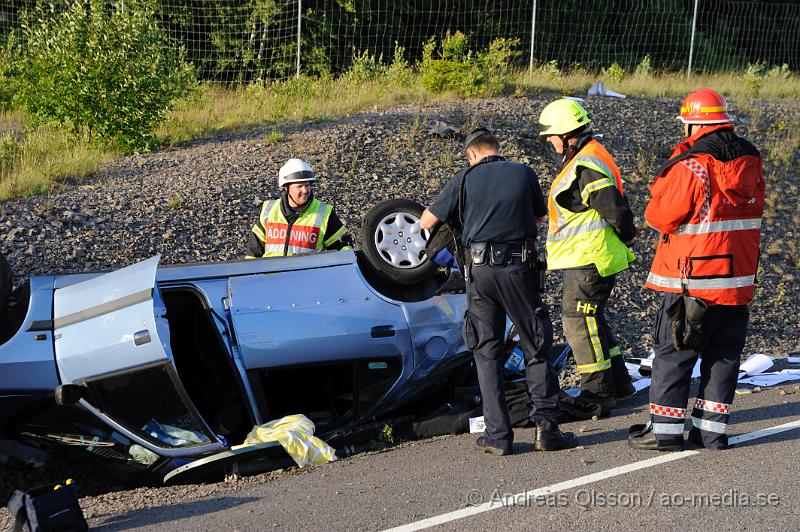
[429,156,547,246]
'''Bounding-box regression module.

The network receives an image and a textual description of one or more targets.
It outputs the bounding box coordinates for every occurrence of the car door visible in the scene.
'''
[227,262,415,425]
[53,255,224,458]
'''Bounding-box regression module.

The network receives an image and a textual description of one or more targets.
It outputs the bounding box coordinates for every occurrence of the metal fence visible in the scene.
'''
[1,0,798,82]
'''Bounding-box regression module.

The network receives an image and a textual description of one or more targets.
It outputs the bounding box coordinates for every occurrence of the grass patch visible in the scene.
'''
[155,74,438,145]
[514,66,800,100]
[262,130,284,143]
[0,118,113,200]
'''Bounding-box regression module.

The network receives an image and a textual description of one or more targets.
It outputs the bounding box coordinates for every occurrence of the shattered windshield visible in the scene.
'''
[85,364,215,451]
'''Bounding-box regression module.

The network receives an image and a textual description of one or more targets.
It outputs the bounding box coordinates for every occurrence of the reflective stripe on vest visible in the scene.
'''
[546,140,634,276]
[673,218,761,235]
[645,272,755,291]
[547,218,610,242]
[259,198,332,257]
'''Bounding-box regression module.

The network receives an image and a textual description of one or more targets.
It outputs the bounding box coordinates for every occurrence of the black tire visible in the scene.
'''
[358,199,439,288]
[0,253,11,314]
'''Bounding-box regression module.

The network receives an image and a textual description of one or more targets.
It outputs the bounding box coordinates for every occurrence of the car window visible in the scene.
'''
[11,402,152,469]
[86,364,215,450]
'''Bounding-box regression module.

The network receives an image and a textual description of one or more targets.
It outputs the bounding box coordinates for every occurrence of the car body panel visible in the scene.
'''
[53,255,173,384]
[0,277,58,396]
[228,266,413,369]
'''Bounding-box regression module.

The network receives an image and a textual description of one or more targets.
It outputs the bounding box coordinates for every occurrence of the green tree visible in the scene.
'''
[5,0,195,151]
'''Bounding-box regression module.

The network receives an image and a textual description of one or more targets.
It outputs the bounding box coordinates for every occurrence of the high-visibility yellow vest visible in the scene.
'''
[546,140,634,276]
[256,198,333,257]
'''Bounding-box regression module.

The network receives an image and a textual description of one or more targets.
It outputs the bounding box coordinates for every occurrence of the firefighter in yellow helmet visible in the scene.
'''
[245,158,352,258]
[538,98,636,419]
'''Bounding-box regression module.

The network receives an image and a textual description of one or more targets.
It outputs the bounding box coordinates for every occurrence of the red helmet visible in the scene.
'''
[677,88,733,124]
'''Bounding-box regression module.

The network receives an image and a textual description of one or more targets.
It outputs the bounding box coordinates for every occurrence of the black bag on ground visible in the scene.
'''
[411,402,481,438]
[7,480,88,532]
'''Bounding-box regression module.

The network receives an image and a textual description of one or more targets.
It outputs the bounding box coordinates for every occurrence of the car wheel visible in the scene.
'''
[0,253,11,314]
[358,199,439,288]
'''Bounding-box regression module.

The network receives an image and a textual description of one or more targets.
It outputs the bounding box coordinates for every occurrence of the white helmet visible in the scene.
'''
[278,158,316,187]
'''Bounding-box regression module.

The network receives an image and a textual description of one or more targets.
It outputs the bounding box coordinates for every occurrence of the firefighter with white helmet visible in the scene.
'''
[246,158,352,258]
[537,98,637,420]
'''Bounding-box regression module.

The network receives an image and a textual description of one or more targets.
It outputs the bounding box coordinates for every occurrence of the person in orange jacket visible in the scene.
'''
[628,88,765,451]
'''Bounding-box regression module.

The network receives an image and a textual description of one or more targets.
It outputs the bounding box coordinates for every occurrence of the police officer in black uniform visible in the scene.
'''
[418,127,578,455]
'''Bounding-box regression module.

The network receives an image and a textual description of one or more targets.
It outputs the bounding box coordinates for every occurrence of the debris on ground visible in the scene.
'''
[427,120,459,138]
[587,82,626,99]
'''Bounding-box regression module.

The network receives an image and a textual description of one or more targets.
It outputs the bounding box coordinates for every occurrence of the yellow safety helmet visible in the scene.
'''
[538,98,591,136]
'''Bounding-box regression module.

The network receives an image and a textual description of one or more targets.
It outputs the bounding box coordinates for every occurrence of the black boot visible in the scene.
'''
[628,422,684,451]
[475,436,512,456]
[578,370,617,416]
[534,420,578,451]
[687,427,729,450]
[610,354,636,398]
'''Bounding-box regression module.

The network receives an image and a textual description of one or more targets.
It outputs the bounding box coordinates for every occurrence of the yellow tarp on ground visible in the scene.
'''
[243,414,337,467]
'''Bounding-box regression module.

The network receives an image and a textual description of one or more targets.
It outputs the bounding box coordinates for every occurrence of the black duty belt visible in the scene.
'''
[466,241,531,267]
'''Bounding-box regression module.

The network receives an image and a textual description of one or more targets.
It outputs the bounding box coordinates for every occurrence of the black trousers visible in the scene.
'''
[561,267,630,396]
[650,292,749,448]
[463,262,556,448]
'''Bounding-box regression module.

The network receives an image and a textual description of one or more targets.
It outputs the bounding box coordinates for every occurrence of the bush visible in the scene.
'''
[539,59,562,79]
[386,44,415,87]
[602,62,625,84]
[419,31,519,97]
[767,63,791,80]
[346,49,388,82]
[635,55,653,77]
[742,62,765,96]
[4,0,195,152]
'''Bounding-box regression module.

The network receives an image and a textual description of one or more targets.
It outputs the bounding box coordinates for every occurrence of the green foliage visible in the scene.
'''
[440,30,470,62]
[635,55,653,77]
[377,423,394,447]
[419,31,519,97]
[0,133,21,178]
[266,74,323,100]
[743,62,766,97]
[263,130,284,143]
[346,49,388,81]
[0,124,112,200]
[4,0,195,152]
[539,59,562,79]
[740,62,794,98]
[478,37,521,93]
[767,63,792,80]
[602,62,625,84]
[168,195,185,210]
[386,44,414,86]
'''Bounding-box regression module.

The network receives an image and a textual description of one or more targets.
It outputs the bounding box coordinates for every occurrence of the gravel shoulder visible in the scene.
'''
[1,93,798,521]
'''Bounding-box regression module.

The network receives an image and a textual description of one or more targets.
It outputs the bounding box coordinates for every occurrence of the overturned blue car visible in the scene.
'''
[0,200,483,484]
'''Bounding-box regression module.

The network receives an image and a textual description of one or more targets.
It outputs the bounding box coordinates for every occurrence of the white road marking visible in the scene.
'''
[384,418,800,532]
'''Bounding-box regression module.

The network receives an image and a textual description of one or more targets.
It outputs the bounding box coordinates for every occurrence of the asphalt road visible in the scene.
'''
[88,384,800,531]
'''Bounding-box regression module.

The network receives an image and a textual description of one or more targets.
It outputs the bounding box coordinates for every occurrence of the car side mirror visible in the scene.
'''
[54,384,84,406]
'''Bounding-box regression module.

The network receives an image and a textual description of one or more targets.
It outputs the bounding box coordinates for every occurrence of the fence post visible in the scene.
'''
[687,0,699,80]
[296,0,302,78]
[528,0,537,72]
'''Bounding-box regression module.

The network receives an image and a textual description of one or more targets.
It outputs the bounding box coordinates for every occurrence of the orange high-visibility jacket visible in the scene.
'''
[644,124,765,306]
